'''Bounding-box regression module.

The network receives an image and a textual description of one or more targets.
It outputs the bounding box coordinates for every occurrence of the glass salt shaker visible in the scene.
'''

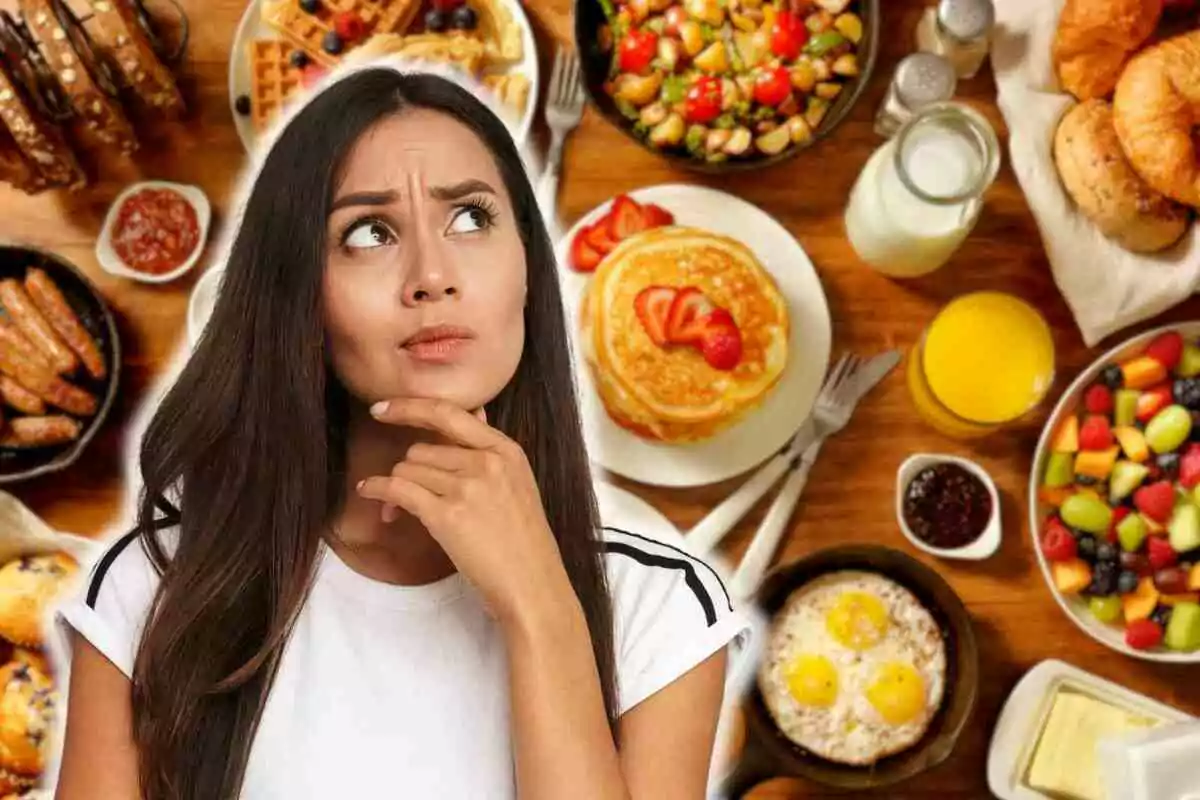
[873,53,957,138]
[915,0,995,80]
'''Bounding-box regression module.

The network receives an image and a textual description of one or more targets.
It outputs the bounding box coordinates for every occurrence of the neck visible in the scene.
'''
[327,403,456,586]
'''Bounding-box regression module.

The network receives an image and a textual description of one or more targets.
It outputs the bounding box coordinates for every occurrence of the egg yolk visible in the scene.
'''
[784,654,839,708]
[865,662,926,725]
[825,591,889,650]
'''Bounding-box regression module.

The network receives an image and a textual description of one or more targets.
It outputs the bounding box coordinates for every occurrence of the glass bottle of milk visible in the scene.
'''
[844,102,1000,278]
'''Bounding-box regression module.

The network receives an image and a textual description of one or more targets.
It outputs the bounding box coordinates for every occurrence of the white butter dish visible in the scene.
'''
[1098,720,1200,800]
[986,659,1195,800]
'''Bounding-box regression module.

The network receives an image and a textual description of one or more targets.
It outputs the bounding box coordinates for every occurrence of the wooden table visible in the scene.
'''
[1,0,1197,796]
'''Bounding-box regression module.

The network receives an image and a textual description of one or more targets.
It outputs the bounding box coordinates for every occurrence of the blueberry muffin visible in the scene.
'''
[0,661,56,777]
[0,554,78,647]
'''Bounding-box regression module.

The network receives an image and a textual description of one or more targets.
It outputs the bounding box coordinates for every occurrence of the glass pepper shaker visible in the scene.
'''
[873,52,957,138]
[915,0,995,80]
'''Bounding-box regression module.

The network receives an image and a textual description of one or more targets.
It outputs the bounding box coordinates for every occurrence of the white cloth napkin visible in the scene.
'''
[990,0,1200,347]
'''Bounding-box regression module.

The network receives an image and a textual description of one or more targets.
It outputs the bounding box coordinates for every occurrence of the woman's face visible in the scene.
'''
[323,108,527,412]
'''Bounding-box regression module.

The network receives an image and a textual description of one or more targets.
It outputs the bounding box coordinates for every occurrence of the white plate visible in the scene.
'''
[1029,321,1200,663]
[556,184,832,488]
[228,0,540,151]
[986,659,1194,800]
[95,181,211,284]
[187,266,224,346]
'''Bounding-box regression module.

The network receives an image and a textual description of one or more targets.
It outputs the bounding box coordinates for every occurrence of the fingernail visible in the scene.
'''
[382,504,399,523]
[370,401,389,417]
[355,479,365,492]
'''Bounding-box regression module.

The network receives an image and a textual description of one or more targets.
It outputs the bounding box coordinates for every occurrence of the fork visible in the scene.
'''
[537,46,585,218]
[728,353,865,600]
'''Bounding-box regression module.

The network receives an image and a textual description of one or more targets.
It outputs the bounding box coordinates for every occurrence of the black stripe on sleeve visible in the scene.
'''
[603,540,718,627]
[602,526,733,612]
[85,530,141,609]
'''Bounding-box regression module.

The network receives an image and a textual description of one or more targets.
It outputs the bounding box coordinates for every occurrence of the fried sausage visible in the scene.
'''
[0,376,45,415]
[0,415,80,448]
[0,338,95,416]
[24,269,105,380]
[0,319,50,371]
[0,279,77,375]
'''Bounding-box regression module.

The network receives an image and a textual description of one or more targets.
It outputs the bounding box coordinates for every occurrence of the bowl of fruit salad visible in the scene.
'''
[575,0,879,171]
[1031,324,1200,663]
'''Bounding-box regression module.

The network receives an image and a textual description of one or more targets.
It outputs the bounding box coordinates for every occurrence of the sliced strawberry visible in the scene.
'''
[584,217,619,254]
[1083,384,1114,415]
[1181,443,1200,489]
[700,322,742,371]
[1078,415,1114,451]
[608,194,647,241]
[634,286,676,346]
[640,203,675,228]
[665,288,715,344]
[1134,481,1176,523]
[1136,383,1173,423]
[1145,331,1184,371]
[334,11,367,43]
[1147,536,1179,570]
[570,227,602,272]
[1042,517,1078,562]
[1125,619,1164,650]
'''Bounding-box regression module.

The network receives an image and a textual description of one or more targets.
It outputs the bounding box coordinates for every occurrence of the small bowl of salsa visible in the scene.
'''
[896,454,1001,560]
[96,181,211,284]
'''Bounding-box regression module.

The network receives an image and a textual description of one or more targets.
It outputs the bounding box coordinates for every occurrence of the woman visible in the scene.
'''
[53,63,745,799]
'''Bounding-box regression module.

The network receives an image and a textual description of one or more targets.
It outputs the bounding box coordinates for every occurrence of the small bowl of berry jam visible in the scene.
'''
[96,180,211,284]
[897,454,1001,560]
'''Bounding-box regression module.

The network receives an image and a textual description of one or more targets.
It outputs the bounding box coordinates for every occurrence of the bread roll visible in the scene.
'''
[1054,99,1191,253]
[1053,0,1161,100]
[1113,30,1200,208]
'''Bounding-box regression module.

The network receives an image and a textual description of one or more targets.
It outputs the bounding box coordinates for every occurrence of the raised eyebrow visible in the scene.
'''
[429,179,496,201]
[330,190,398,212]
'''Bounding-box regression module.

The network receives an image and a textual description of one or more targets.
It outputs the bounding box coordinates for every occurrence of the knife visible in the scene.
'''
[687,350,901,558]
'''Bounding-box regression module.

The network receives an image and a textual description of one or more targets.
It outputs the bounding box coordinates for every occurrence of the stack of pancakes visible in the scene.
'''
[580,227,789,443]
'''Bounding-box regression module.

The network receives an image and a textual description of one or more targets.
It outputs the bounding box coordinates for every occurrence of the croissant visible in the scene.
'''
[1053,0,1162,100]
[1113,30,1200,207]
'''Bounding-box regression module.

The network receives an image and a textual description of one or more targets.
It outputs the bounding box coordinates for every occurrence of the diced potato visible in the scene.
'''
[639,101,669,126]
[754,120,778,135]
[694,41,730,73]
[806,9,834,33]
[615,72,664,106]
[777,93,798,116]
[832,52,859,76]
[649,0,673,10]
[790,59,818,92]
[742,0,762,7]
[629,0,651,22]
[833,12,862,43]
[735,74,755,99]
[805,96,829,128]
[731,11,758,31]
[705,128,732,152]
[755,124,791,155]
[815,0,851,12]
[657,37,681,71]
[723,127,752,155]
[679,21,705,56]
[812,57,832,81]
[684,0,725,26]
[649,112,686,146]
[786,115,813,144]
[815,81,842,99]
[720,78,741,109]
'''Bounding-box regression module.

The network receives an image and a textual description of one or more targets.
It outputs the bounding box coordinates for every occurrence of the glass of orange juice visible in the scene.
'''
[908,292,1055,438]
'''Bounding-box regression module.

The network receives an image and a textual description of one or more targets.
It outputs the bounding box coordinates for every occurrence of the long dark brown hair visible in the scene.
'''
[127,69,616,799]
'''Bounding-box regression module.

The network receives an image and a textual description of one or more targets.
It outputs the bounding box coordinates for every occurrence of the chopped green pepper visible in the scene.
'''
[614,98,640,120]
[632,120,650,137]
[752,104,775,121]
[804,31,847,56]
[661,75,687,104]
[713,113,736,129]
[700,23,715,42]
[685,124,706,153]
[597,0,617,21]
[646,16,665,33]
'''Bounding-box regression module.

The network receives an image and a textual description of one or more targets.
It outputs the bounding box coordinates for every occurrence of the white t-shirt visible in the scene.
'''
[55,524,746,798]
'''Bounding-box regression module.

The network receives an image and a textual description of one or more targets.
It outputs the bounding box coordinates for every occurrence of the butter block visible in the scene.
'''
[1025,690,1161,800]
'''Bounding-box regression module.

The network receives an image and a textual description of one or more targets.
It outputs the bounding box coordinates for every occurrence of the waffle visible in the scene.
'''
[248,38,306,133]
[20,0,138,152]
[261,0,422,68]
[0,57,85,189]
[83,0,184,117]
[348,32,488,74]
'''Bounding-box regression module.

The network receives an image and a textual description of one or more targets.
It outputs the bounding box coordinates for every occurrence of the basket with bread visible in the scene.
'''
[0,0,188,196]
[1051,0,1200,254]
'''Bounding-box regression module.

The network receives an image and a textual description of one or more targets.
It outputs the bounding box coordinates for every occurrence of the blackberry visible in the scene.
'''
[322,31,343,54]
[1149,605,1173,629]
[1088,561,1119,595]
[1096,541,1118,563]
[1157,452,1181,480]
[289,50,310,69]
[1075,474,1099,486]
[299,0,320,12]
[425,8,448,31]
[1077,533,1099,563]
[234,94,251,115]
[1117,569,1140,595]
[1100,364,1124,390]
[1174,378,1200,411]
[450,4,478,29]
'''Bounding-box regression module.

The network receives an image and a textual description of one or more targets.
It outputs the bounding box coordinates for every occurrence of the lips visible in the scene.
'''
[401,325,476,363]
[403,325,477,347]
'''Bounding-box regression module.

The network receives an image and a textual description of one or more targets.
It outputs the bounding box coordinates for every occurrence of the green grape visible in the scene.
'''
[1061,494,1114,534]
[1145,405,1193,454]
[1089,595,1123,624]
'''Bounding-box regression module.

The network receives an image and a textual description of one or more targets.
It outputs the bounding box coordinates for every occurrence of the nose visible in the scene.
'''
[400,245,460,306]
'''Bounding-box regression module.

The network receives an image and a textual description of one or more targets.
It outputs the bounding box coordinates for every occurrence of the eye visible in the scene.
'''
[342,220,395,250]
[447,202,496,235]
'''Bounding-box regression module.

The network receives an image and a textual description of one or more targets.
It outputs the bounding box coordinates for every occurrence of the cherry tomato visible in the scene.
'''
[753,65,791,107]
[683,76,723,123]
[663,5,688,35]
[770,11,808,60]
[618,28,658,74]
